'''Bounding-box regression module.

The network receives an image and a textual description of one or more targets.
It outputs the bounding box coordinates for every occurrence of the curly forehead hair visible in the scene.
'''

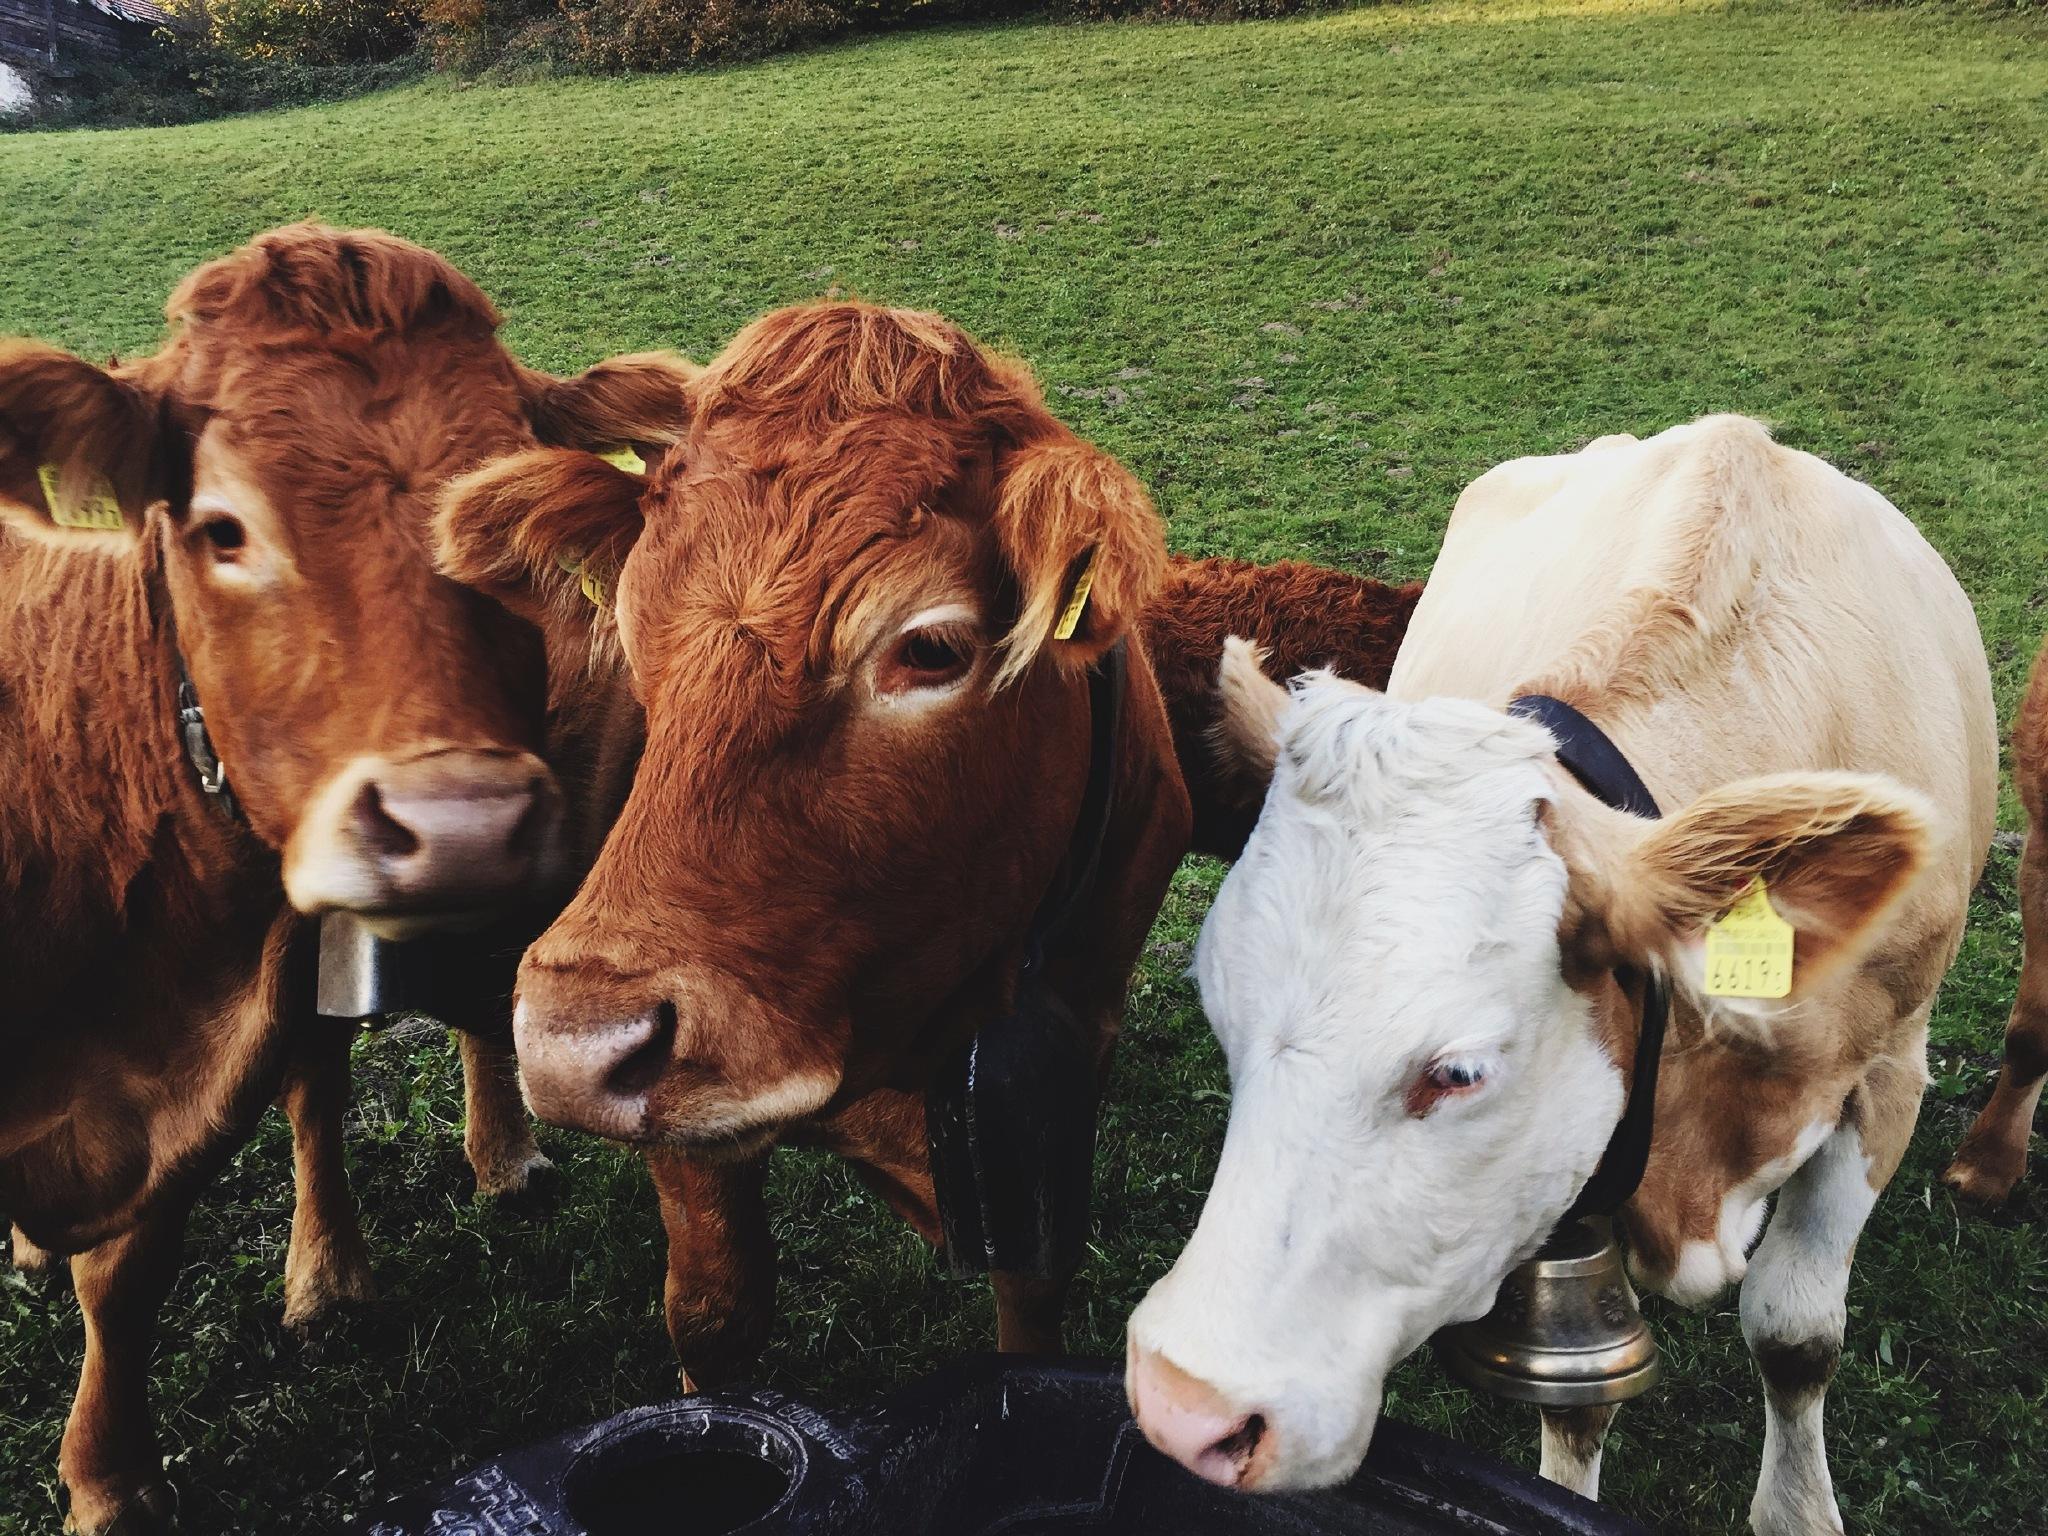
[162,221,501,346]
[689,301,1056,451]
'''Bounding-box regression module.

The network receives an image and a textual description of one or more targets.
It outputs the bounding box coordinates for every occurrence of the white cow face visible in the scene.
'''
[1127,673,1624,1490]
[1127,644,1934,1494]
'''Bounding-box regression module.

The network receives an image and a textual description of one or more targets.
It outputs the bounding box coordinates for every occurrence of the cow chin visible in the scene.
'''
[644,1070,843,1159]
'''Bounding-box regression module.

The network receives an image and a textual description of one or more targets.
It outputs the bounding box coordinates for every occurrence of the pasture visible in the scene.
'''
[2,0,2045,1530]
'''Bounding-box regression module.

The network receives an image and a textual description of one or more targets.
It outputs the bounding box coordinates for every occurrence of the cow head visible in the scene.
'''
[0,223,696,934]
[1125,646,1933,1492]
[436,301,1164,1150]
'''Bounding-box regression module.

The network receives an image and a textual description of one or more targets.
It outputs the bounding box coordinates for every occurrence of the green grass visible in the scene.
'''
[3,1,2046,1530]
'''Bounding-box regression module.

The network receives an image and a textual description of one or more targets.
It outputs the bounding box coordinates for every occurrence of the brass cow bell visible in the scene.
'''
[1433,1215,1661,1407]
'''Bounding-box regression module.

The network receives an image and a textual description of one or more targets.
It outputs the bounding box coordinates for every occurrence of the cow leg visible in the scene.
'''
[277,1023,376,1332]
[823,1087,1066,1351]
[457,1029,556,1202]
[832,1088,943,1244]
[645,1148,776,1390]
[1538,1403,1618,1501]
[1739,1097,1900,1536]
[59,1205,185,1536]
[1944,830,2048,1205]
[11,1223,59,1276]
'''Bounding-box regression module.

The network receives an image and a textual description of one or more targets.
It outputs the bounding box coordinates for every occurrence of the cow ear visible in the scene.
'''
[524,352,699,463]
[989,437,1165,686]
[1212,636,1286,788]
[1600,772,1935,1023]
[0,343,162,542]
[434,447,645,633]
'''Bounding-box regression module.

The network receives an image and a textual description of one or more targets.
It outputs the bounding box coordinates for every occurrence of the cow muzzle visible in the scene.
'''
[284,747,561,934]
[512,967,842,1151]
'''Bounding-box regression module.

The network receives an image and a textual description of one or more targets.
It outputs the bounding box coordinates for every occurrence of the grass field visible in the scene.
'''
[3,1,2047,1530]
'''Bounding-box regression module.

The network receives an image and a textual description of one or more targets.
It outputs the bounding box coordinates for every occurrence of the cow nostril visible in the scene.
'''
[1212,1413,1266,1472]
[351,782,420,861]
[606,1000,677,1100]
[505,781,551,862]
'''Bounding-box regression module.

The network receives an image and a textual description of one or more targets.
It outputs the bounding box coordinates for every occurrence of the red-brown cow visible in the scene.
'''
[0,223,693,1534]
[435,300,1197,1376]
[1945,634,2048,1204]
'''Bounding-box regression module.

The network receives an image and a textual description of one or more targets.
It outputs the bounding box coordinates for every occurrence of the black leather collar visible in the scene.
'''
[926,640,1127,1278]
[1509,694,1669,1222]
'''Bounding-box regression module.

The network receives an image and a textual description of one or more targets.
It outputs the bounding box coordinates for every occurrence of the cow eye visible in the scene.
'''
[1405,1057,1489,1117]
[877,626,975,695]
[1431,1061,1484,1091]
[198,515,247,556]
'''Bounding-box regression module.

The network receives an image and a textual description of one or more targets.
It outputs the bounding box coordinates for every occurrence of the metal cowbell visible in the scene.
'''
[1433,1216,1661,1408]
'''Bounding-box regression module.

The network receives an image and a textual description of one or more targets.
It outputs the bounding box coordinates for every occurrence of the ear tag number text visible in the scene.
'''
[1703,876,1795,1000]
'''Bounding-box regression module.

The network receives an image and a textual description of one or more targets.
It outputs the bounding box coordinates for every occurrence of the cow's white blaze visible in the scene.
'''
[1127,676,1627,1490]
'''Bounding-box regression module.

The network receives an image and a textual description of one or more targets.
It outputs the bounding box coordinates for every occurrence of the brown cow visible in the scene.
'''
[1944,634,2048,1203]
[435,300,1197,1377]
[1147,556,1419,858]
[0,223,693,1534]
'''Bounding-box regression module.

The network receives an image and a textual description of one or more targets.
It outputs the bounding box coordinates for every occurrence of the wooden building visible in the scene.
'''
[0,0,172,65]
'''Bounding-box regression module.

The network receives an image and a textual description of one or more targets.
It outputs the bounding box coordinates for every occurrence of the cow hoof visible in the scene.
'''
[63,1477,176,1536]
[282,1248,377,1337]
[476,1151,562,1215]
[1942,1146,2024,1208]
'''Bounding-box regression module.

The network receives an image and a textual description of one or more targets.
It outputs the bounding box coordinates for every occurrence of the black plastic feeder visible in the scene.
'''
[354,1356,1643,1535]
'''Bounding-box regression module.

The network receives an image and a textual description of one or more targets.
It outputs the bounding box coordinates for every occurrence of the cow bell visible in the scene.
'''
[1433,1215,1660,1408]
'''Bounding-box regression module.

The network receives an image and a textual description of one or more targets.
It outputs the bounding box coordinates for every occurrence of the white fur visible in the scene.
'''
[1740,1120,1879,1536]
[1127,679,1627,1490]
[1538,1408,1615,1501]
[1658,1117,1833,1306]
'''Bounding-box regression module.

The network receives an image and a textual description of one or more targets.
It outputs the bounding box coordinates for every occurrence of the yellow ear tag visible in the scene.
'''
[556,550,610,609]
[1051,548,1098,643]
[595,444,646,475]
[1703,876,1795,1000]
[38,464,125,532]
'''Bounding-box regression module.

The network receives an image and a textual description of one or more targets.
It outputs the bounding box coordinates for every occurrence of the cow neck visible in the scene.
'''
[1023,637,1127,968]
[143,543,243,827]
[1507,693,1670,1223]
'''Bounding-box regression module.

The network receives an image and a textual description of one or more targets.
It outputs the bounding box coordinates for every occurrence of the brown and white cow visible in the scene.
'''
[1125,417,1996,1536]
[0,223,693,1534]
[1944,635,2048,1204]
[434,300,1197,1375]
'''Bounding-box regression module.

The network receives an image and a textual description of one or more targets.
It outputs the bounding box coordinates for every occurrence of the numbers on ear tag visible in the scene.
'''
[1052,547,1098,642]
[1703,876,1795,1000]
[38,464,125,531]
[594,444,646,475]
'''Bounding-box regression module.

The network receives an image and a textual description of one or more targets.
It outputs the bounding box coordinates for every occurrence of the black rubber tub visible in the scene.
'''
[352,1356,1643,1535]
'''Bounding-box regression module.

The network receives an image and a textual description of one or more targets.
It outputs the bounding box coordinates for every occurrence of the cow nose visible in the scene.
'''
[1128,1343,1271,1489]
[351,753,552,899]
[515,998,676,1141]
[286,749,561,921]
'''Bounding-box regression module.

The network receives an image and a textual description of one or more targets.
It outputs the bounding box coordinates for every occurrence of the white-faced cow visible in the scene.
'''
[0,223,693,1534]
[1126,417,1996,1536]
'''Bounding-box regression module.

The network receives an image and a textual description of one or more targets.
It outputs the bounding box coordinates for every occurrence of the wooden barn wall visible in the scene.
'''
[0,0,136,59]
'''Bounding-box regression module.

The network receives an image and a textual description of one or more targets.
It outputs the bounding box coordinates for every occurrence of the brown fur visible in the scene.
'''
[1945,635,2048,1204]
[443,300,1196,1377]
[1142,558,1417,858]
[0,223,695,1534]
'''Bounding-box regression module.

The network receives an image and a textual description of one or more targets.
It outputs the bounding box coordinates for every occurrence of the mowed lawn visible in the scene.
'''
[3,1,2046,1530]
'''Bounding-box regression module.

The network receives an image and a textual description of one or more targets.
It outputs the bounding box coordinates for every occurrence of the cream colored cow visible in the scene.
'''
[1126,416,1997,1535]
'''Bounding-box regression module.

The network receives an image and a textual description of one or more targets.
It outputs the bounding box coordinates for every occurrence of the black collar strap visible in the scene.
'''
[1508,694,1669,1222]
[1022,639,1126,965]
